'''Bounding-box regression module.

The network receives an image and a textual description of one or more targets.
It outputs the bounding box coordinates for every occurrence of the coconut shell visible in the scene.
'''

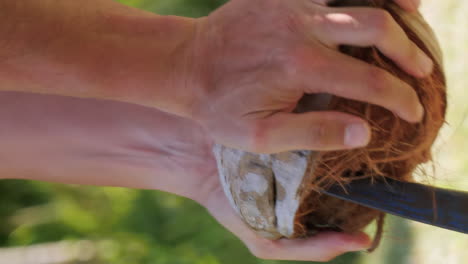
[214,0,446,249]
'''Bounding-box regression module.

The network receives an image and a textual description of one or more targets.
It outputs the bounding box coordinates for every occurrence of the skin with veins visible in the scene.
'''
[215,2,443,239]
[215,94,330,239]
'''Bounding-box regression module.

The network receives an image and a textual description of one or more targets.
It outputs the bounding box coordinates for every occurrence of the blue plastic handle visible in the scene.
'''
[321,177,468,234]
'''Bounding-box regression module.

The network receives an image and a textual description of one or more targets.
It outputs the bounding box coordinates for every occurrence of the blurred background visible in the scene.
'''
[0,0,467,263]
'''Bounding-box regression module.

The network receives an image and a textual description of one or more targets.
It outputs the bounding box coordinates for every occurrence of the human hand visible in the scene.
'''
[188,0,432,154]
[0,92,371,261]
[196,174,372,261]
[0,92,215,199]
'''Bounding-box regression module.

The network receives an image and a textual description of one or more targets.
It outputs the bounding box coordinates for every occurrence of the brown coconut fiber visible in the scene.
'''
[214,0,447,252]
[293,0,447,251]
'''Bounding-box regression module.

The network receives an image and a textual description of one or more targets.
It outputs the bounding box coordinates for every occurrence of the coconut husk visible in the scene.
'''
[214,0,446,251]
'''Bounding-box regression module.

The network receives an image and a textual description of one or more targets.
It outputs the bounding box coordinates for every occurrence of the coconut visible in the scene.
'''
[214,0,446,251]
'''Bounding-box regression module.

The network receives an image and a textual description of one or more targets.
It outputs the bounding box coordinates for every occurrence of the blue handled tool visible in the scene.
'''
[321,177,468,234]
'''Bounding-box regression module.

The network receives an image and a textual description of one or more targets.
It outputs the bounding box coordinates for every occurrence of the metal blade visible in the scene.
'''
[321,177,468,234]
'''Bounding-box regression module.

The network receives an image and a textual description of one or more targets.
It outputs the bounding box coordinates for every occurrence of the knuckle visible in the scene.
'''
[366,67,388,95]
[284,11,307,35]
[368,10,393,41]
[307,121,328,147]
[371,10,393,31]
[273,47,303,79]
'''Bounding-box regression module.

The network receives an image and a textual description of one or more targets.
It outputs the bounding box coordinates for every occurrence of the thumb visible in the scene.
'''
[254,112,371,153]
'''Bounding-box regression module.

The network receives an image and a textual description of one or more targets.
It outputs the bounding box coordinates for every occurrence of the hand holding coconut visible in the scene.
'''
[0,0,428,153]
[0,0,443,262]
[190,0,432,154]
[204,0,446,259]
[190,0,445,260]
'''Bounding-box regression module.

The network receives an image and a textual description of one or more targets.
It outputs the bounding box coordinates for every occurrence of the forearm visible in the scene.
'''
[0,92,214,200]
[0,0,198,117]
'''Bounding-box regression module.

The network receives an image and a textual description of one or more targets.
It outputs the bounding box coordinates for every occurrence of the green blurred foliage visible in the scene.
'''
[0,1,369,263]
[117,0,227,17]
[3,0,467,263]
[0,179,361,264]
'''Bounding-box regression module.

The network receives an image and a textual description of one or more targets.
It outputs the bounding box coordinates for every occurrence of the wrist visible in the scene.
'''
[91,13,203,118]
[156,16,203,119]
[180,16,217,123]
[0,0,203,118]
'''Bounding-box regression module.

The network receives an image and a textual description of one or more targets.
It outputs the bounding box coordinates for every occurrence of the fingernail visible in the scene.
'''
[416,103,425,122]
[344,233,372,252]
[344,123,370,147]
[418,50,433,76]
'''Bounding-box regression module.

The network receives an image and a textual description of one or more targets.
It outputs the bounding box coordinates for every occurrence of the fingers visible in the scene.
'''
[291,47,424,123]
[249,112,370,154]
[246,232,371,261]
[310,7,433,77]
[203,185,370,262]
